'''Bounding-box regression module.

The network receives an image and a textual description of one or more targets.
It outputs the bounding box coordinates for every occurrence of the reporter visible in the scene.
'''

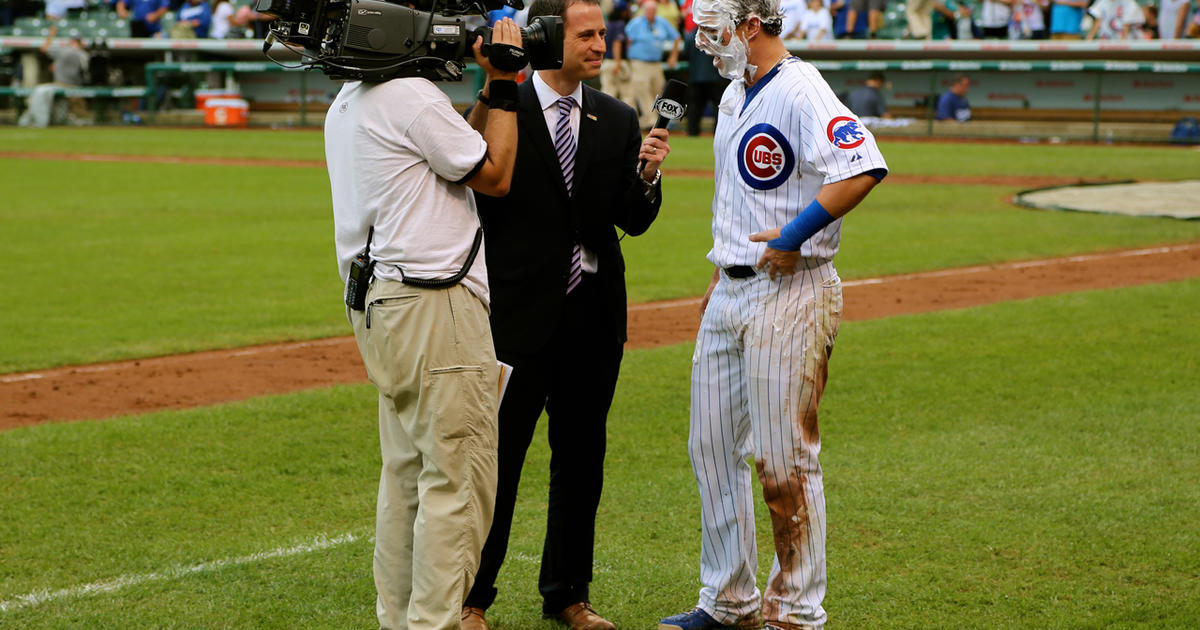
[323,18,523,630]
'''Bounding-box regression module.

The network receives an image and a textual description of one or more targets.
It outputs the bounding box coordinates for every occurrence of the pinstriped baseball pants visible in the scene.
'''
[688,260,842,630]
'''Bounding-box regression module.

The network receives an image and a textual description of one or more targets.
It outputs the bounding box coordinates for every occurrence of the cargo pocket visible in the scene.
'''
[425,365,488,441]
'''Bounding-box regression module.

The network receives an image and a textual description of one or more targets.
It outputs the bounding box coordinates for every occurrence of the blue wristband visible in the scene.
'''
[767,199,835,252]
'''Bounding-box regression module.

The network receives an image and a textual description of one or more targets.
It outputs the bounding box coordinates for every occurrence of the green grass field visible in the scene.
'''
[1,128,1198,628]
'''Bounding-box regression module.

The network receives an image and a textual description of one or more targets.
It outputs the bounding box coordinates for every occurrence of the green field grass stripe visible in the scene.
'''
[0,531,367,614]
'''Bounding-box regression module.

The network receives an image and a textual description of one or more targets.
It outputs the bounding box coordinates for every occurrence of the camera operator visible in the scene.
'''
[324,18,522,630]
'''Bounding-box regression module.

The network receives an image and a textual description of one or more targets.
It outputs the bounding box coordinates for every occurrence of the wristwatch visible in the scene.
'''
[640,168,661,188]
[475,89,490,106]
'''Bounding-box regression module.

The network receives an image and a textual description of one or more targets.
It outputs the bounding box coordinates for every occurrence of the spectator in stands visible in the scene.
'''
[175,0,212,38]
[680,0,727,135]
[1049,0,1088,38]
[18,33,88,127]
[1010,0,1049,38]
[44,0,86,39]
[978,0,1014,38]
[1189,8,1200,36]
[1086,0,1145,39]
[209,0,234,38]
[625,0,681,129]
[648,0,683,29]
[844,0,886,38]
[834,0,870,37]
[1157,0,1191,38]
[931,0,974,38]
[799,0,835,38]
[936,73,971,121]
[602,0,635,107]
[780,0,809,37]
[117,0,171,37]
[848,70,891,118]
[907,0,936,38]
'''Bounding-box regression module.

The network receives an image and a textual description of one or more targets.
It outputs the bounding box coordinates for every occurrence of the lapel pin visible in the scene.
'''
[586,113,597,121]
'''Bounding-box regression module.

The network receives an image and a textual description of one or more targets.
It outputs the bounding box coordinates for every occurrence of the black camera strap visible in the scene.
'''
[400,227,484,289]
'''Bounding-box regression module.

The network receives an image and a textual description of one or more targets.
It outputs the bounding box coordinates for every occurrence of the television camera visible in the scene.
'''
[255,0,564,82]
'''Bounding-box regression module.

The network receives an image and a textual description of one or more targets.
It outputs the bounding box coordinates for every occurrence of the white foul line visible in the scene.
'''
[627,243,1200,311]
[0,531,365,614]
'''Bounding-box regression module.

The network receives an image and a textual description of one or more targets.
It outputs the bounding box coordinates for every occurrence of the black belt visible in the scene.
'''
[724,265,756,279]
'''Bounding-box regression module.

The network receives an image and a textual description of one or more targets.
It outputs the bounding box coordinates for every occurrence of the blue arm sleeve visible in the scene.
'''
[766,199,835,252]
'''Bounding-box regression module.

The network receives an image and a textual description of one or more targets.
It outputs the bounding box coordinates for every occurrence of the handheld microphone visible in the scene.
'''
[638,78,688,173]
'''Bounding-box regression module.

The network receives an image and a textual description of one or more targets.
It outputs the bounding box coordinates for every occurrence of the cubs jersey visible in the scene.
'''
[708,57,888,267]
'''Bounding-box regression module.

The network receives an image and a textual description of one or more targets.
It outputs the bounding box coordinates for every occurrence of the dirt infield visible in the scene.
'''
[3,243,1197,430]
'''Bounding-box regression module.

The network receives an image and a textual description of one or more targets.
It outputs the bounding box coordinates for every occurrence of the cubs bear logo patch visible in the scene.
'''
[737,123,795,191]
[826,116,866,149]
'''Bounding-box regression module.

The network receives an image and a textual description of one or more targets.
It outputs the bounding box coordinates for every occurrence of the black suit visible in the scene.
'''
[466,79,661,615]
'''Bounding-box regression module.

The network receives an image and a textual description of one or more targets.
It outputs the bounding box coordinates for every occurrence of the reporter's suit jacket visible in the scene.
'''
[476,80,662,356]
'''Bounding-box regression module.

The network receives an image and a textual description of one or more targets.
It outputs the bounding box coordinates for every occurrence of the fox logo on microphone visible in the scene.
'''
[737,123,795,191]
[653,95,686,120]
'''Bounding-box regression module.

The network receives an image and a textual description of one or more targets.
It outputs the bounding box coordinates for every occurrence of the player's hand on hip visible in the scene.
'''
[750,229,801,280]
[639,128,670,181]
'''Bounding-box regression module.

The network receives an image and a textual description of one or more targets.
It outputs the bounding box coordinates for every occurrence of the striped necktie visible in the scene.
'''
[555,95,583,294]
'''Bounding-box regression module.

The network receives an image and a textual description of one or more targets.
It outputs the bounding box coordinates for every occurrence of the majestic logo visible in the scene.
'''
[737,124,795,191]
[826,116,866,149]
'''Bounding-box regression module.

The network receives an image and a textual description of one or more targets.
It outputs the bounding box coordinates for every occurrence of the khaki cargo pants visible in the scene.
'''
[350,279,500,630]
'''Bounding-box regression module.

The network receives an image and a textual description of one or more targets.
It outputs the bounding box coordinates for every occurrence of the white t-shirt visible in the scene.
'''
[800,8,834,40]
[210,1,234,39]
[1158,0,1189,39]
[325,78,491,304]
[1013,0,1047,32]
[980,0,1014,28]
[780,0,810,38]
[709,58,888,266]
[1089,0,1145,38]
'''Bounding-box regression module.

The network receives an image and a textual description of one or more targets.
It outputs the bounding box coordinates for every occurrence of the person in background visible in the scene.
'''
[625,0,681,128]
[1086,0,1145,39]
[977,0,1014,37]
[779,0,809,37]
[681,0,729,134]
[907,0,935,37]
[43,0,86,39]
[833,0,869,37]
[117,0,171,37]
[176,0,212,38]
[847,70,890,118]
[799,0,834,38]
[936,73,971,121]
[650,0,684,27]
[209,0,234,38]
[602,0,636,108]
[1048,0,1088,38]
[931,0,973,38]
[844,0,886,38]
[1188,8,1200,36]
[18,33,88,127]
[1009,0,1048,38]
[1157,0,1191,38]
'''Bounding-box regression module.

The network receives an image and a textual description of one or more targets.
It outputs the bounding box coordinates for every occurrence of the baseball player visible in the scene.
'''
[658,0,887,629]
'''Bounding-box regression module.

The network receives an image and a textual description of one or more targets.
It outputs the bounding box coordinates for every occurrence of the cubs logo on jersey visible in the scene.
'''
[826,116,866,150]
[737,123,795,191]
